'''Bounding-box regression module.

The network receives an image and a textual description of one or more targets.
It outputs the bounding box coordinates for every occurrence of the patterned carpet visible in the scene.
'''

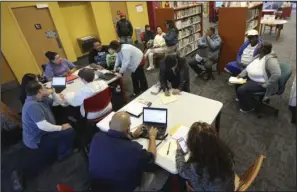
[1,14,296,192]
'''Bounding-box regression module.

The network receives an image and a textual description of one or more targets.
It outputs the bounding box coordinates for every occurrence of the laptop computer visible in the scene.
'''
[52,77,66,93]
[140,107,168,140]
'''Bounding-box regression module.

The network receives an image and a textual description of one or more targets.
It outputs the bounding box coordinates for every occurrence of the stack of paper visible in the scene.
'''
[229,77,247,85]
[96,112,142,132]
[125,100,148,117]
[171,125,190,140]
[159,92,178,105]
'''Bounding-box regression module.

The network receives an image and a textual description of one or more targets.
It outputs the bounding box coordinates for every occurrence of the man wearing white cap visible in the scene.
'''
[224,29,262,76]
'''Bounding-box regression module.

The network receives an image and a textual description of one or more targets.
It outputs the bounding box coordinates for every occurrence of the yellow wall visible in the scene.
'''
[91,2,117,45]
[126,2,149,41]
[59,2,98,57]
[1,2,76,83]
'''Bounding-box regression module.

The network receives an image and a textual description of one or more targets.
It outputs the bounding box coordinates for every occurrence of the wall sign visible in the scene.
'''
[34,24,42,30]
[45,30,57,38]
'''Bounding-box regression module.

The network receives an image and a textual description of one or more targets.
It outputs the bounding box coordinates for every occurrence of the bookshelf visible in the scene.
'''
[155,2,203,57]
[217,2,263,72]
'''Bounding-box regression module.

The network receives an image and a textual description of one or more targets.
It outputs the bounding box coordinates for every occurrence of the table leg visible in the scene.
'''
[215,112,221,135]
[119,78,128,104]
[276,28,281,41]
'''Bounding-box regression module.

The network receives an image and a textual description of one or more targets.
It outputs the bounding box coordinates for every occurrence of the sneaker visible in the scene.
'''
[147,66,155,71]
[240,108,255,113]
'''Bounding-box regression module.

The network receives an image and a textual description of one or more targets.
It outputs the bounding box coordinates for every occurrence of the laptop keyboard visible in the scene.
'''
[139,124,167,140]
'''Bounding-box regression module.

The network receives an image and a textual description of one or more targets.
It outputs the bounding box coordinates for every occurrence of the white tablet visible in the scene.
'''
[52,77,66,87]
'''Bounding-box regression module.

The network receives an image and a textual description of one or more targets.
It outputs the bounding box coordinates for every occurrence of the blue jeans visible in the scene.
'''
[225,61,245,76]
[236,79,266,111]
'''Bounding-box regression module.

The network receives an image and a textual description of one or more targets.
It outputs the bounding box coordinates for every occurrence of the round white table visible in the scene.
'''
[259,19,288,41]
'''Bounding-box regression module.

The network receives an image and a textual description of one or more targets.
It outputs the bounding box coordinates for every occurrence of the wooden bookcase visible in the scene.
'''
[217,3,263,72]
[154,2,203,57]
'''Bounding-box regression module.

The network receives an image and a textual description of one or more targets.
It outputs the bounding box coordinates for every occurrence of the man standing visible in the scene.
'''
[109,40,148,97]
[116,13,133,44]
[89,112,158,191]
[188,27,222,80]
[224,29,262,76]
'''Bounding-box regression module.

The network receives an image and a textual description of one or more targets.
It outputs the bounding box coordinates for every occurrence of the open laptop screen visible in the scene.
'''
[143,107,167,126]
[52,77,66,87]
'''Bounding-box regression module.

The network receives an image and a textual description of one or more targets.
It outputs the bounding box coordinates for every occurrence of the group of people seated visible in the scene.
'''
[10,19,285,191]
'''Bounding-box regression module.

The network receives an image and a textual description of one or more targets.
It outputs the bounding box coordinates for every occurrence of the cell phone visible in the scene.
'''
[178,138,188,154]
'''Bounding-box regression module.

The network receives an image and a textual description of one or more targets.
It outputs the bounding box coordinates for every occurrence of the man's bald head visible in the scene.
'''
[109,111,131,132]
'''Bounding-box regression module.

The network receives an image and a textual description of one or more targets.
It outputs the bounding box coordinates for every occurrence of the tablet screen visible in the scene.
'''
[52,77,66,86]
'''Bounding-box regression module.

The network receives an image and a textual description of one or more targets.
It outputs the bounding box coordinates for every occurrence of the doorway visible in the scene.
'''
[13,6,66,69]
[109,2,129,34]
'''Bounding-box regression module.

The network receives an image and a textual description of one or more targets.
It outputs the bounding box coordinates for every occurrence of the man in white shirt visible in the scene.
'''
[109,40,148,97]
[225,29,262,76]
[64,68,112,120]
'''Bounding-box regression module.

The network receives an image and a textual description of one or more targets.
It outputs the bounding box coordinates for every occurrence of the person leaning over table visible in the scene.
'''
[44,51,77,81]
[159,54,190,96]
[235,42,281,113]
[88,39,109,68]
[89,111,167,191]
[176,122,235,191]
[188,27,222,80]
[63,68,112,120]
[109,40,148,98]
[11,81,75,192]
[224,29,263,76]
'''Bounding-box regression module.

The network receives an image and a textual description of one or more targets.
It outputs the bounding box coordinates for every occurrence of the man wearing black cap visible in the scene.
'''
[116,13,133,44]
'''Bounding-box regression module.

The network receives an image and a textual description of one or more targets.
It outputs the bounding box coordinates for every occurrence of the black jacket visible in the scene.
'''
[143,31,155,44]
[88,46,109,65]
[116,19,133,37]
[163,29,178,46]
[159,57,190,92]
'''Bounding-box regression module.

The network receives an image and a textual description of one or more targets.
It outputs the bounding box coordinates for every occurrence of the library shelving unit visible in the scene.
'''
[217,2,263,72]
[155,2,203,57]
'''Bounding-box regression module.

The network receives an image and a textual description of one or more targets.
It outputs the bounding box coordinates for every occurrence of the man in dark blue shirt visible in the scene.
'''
[89,111,158,191]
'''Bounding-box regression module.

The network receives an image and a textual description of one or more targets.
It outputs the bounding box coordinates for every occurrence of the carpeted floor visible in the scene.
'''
[1,14,296,192]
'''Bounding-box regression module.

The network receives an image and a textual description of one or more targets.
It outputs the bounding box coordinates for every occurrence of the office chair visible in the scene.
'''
[254,62,292,118]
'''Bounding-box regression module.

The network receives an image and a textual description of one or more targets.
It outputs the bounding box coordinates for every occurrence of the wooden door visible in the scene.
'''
[13,6,66,69]
[109,2,129,30]
[154,8,174,33]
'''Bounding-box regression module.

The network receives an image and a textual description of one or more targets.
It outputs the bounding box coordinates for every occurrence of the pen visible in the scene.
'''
[156,134,168,147]
[167,142,171,155]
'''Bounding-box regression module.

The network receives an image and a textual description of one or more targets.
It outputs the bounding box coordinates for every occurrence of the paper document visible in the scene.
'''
[125,100,148,117]
[159,139,177,158]
[159,93,178,105]
[171,125,190,140]
[96,112,142,132]
[229,77,247,84]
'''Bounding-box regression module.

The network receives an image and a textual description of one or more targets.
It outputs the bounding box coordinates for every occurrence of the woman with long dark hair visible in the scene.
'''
[176,122,235,191]
[163,20,179,54]
[20,73,38,105]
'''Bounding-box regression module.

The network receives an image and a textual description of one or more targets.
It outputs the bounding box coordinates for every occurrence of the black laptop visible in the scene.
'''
[140,107,168,140]
[52,77,66,93]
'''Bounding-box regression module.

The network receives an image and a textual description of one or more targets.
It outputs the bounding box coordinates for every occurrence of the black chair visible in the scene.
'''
[254,62,292,118]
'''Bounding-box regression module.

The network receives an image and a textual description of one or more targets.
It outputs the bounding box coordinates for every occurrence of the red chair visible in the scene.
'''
[83,87,113,123]
[56,184,75,192]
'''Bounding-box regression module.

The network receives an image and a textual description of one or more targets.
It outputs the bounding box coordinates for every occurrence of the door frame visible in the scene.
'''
[7,3,68,72]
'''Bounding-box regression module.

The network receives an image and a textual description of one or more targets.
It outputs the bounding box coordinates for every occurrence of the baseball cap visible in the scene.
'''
[246,29,259,36]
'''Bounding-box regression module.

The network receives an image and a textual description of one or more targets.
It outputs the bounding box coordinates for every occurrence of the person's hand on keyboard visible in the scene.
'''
[131,125,144,139]
[149,127,158,139]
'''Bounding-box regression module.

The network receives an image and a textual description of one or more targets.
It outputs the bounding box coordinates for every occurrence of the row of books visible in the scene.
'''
[246,19,259,30]
[168,1,199,8]
[178,32,201,50]
[247,7,260,21]
[174,6,202,20]
[179,40,199,57]
[175,15,201,30]
[178,23,201,40]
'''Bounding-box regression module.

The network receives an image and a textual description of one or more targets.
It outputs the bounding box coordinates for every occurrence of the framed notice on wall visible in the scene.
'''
[136,4,143,13]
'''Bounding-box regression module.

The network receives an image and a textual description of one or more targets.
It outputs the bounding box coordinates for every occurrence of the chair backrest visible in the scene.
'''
[236,154,265,191]
[140,32,145,41]
[278,62,292,95]
[56,184,74,192]
[0,102,22,128]
[83,88,112,116]
[186,181,194,192]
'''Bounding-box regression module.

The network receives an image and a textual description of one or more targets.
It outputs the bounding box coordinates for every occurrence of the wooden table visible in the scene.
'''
[259,19,288,41]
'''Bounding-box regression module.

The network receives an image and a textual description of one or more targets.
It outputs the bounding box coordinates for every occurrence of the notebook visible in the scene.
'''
[158,92,178,105]
[170,124,190,140]
[66,74,78,82]
[125,99,152,117]
[229,77,247,85]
